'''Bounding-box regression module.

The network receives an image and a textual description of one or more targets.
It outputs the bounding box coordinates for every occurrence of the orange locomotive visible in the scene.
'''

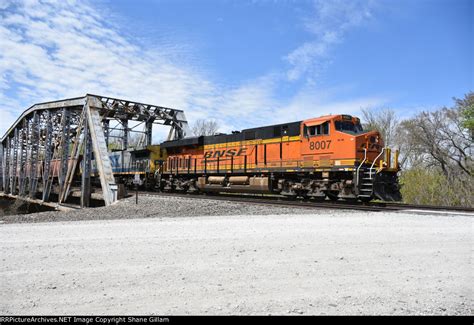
[158,114,401,201]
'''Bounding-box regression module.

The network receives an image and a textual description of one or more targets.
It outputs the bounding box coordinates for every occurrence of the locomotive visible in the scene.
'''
[112,114,401,202]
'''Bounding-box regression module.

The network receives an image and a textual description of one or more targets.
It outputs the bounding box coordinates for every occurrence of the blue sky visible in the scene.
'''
[0,0,472,140]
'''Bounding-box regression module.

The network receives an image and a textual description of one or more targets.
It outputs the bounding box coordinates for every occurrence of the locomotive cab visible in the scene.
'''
[301,114,397,169]
[300,114,401,201]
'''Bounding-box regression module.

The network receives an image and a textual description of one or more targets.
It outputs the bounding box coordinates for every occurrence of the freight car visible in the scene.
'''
[157,114,401,202]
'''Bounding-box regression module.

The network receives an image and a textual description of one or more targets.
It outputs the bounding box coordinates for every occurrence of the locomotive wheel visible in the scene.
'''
[299,195,310,202]
[326,192,339,201]
[359,196,373,203]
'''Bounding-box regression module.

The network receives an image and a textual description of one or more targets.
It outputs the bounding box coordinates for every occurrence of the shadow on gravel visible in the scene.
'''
[0,197,55,217]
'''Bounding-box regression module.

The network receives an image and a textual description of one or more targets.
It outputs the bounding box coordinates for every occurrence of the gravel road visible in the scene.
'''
[0,206,472,315]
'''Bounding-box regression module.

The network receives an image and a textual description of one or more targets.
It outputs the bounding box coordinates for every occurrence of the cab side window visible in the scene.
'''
[306,122,330,137]
[322,122,329,135]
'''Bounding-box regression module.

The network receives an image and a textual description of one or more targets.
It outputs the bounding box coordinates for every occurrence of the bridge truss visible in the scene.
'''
[0,94,188,207]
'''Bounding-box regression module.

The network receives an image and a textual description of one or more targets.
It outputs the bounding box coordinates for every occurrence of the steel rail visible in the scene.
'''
[136,191,473,214]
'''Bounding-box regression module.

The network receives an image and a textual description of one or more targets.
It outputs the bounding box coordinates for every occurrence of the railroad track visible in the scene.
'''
[137,191,474,214]
[367,201,474,213]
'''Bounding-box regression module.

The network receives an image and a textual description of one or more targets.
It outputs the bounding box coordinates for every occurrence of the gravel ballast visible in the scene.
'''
[0,200,472,315]
[0,194,324,224]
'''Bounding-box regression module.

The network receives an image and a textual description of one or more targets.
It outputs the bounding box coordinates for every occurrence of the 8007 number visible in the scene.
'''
[309,140,331,150]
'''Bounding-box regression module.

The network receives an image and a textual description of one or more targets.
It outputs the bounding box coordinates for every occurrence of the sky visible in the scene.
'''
[0,0,472,141]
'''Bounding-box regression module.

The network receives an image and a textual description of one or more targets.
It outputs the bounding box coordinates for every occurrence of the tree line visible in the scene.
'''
[362,92,473,207]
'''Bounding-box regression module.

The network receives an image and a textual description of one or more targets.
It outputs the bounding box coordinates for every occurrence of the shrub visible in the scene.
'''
[400,168,473,207]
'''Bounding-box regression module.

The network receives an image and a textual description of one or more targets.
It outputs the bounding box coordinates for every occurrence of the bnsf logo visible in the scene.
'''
[204,148,247,158]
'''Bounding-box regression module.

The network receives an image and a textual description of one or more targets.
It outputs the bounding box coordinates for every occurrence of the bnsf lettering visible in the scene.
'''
[204,148,247,158]
[213,150,226,158]
[309,140,331,150]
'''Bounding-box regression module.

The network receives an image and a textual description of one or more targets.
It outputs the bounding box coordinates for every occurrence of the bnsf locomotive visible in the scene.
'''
[113,114,401,202]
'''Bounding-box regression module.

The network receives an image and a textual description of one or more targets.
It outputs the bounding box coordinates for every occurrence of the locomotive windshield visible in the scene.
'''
[335,120,364,134]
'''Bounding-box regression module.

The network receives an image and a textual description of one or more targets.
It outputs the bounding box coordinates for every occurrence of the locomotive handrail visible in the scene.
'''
[356,148,367,186]
[370,147,385,179]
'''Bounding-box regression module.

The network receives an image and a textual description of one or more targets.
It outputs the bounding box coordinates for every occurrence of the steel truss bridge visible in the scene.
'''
[0,94,188,207]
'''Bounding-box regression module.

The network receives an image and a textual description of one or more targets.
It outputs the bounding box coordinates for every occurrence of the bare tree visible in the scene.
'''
[360,107,426,169]
[379,93,474,207]
[128,132,143,148]
[398,101,474,207]
[393,121,424,169]
[401,105,473,179]
[191,119,220,136]
[106,129,142,150]
[360,107,400,148]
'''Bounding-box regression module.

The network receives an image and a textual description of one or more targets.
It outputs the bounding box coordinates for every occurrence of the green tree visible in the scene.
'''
[396,93,474,207]
[456,92,474,136]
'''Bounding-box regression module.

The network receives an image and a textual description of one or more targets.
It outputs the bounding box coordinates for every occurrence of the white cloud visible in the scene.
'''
[1,0,283,139]
[0,0,386,142]
[270,82,388,126]
[0,0,217,134]
[285,0,374,81]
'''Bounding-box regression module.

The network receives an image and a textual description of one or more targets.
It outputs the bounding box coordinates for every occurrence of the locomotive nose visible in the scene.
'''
[356,130,383,151]
[366,131,381,146]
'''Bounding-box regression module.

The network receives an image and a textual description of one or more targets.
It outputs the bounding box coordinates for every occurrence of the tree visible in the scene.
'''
[191,119,219,136]
[362,94,473,207]
[360,107,399,148]
[395,94,473,207]
[106,129,143,150]
[400,167,473,207]
[401,106,473,178]
[359,107,416,167]
[393,121,424,169]
[456,92,474,138]
[127,132,143,148]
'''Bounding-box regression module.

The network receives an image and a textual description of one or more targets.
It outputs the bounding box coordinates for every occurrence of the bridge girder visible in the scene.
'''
[0,94,189,207]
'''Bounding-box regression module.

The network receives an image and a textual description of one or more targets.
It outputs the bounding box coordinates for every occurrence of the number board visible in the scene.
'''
[309,140,332,150]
